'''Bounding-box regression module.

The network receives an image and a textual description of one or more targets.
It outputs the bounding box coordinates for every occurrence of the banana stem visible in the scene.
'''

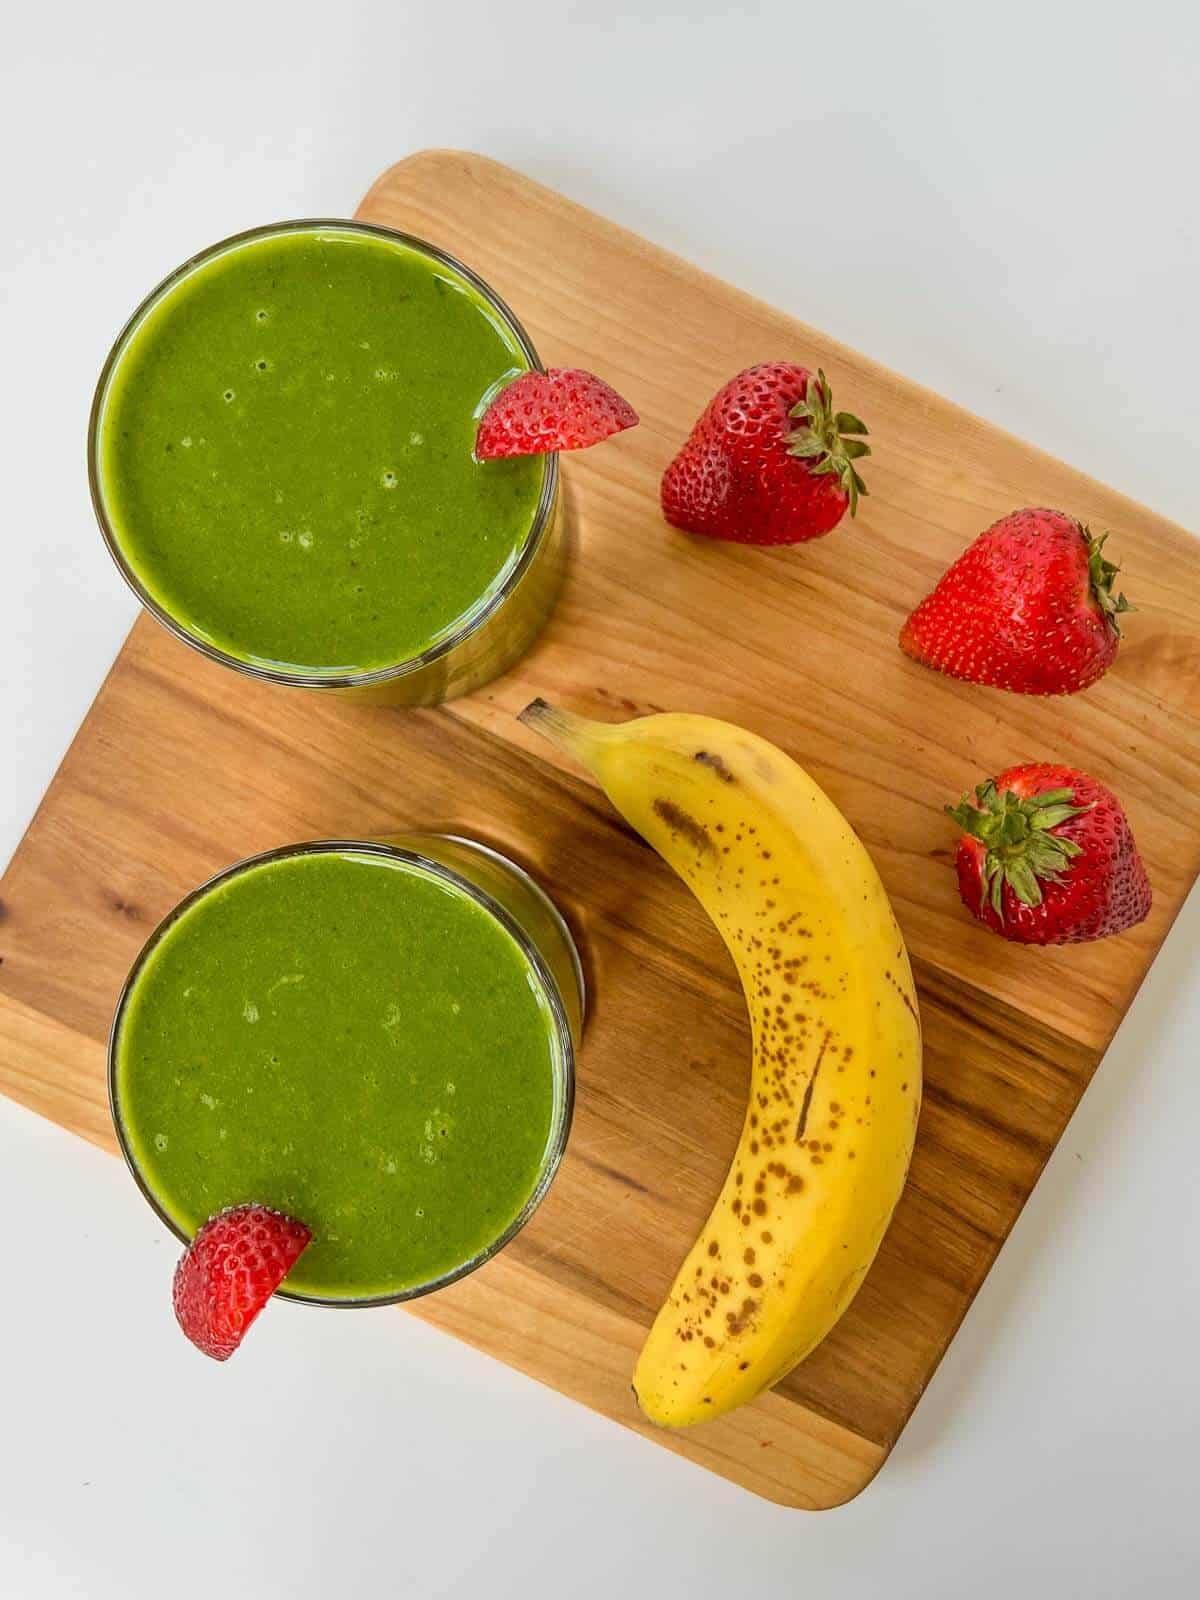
[518,698,601,765]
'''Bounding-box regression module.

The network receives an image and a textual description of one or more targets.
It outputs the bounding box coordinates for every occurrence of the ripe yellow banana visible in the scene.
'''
[519,700,921,1426]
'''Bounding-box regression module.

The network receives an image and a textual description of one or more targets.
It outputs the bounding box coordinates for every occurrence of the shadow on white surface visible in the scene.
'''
[892,879,1200,1472]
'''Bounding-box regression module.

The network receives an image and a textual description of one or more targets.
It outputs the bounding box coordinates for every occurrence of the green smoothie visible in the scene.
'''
[112,847,564,1301]
[94,225,546,676]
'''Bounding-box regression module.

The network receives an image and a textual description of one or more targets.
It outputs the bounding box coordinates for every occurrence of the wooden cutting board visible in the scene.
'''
[4,152,1199,1509]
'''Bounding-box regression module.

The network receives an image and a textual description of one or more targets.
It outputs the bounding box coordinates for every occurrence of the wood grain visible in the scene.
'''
[2,151,1198,1508]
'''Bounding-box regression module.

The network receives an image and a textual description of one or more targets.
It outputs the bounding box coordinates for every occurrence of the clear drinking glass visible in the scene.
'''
[108,834,582,1307]
[88,221,563,706]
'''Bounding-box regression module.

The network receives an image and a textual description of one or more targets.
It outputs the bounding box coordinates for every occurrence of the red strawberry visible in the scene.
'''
[947,764,1151,945]
[901,508,1133,694]
[173,1203,311,1361]
[475,367,638,458]
[661,363,869,545]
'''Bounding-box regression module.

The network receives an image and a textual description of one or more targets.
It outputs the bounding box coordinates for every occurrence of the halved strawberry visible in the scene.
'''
[475,368,638,459]
[173,1203,311,1361]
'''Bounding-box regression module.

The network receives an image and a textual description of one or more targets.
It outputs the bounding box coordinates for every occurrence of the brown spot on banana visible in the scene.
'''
[651,798,716,855]
[693,749,735,782]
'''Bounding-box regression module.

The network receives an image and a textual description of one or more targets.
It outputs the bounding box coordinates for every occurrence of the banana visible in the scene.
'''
[519,700,921,1426]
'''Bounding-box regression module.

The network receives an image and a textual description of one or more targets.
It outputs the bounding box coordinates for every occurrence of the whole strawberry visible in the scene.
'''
[901,508,1133,694]
[947,764,1151,945]
[661,363,869,545]
[173,1203,311,1361]
[475,367,638,458]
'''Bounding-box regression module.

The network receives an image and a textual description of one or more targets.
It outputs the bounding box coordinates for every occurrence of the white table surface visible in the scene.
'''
[3,4,1198,1595]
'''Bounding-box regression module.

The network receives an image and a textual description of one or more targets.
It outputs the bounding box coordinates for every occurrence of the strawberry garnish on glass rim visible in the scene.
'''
[475,367,638,459]
[173,1203,311,1361]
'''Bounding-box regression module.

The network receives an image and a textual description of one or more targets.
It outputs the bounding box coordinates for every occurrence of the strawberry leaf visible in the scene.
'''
[1084,526,1136,636]
[783,370,872,516]
[948,778,1092,917]
[834,412,869,435]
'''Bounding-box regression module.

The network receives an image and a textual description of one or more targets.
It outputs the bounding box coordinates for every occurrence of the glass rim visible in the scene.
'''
[87,218,560,690]
[107,836,577,1308]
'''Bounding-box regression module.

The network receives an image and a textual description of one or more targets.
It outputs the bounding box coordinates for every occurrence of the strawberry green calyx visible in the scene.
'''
[785,369,871,515]
[1083,526,1135,635]
[947,779,1093,916]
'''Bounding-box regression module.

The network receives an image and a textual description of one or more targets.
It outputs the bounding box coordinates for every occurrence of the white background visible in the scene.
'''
[3,4,1198,1595]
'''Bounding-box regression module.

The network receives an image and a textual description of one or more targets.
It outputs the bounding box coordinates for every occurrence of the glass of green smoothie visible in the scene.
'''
[89,222,561,705]
[108,836,582,1305]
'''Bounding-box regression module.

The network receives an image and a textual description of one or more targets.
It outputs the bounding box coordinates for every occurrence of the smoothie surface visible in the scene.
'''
[97,226,545,674]
[114,849,560,1299]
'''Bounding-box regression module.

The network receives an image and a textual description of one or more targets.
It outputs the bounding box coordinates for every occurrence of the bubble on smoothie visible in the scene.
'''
[383,1158,397,1175]
[255,308,269,323]
[153,1132,168,1152]
[381,470,397,490]
[415,1208,425,1219]
[181,436,193,449]
[269,972,306,995]
[409,432,424,447]
[279,530,294,544]
[445,1081,456,1096]
[253,358,272,374]
[242,999,259,1023]
[223,389,235,403]
[297,531,314,550]
[426,1109,454,1144]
